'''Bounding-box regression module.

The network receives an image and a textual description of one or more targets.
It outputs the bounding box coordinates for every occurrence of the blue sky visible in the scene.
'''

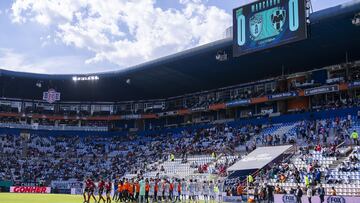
[0,0,354,74]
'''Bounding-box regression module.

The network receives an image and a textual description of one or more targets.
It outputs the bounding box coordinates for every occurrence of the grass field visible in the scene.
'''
[0,193,84,203]
[0,193,213,203]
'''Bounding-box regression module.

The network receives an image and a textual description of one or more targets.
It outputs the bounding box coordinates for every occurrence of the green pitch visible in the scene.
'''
[0,193,212,203]
[0,193,83,203]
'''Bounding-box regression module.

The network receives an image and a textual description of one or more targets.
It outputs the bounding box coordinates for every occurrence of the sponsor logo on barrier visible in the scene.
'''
[304,85,339,96]
[268,91,297,100]
[282,194,297,203]
[327,196,346,203]
[224,177,241,186]
[191,107,208,112]
[157,111,178,117]
[122,114,141,120]
[348,81,360,88]
[71,187,84,195]
[10,186,51,193]
[226,99,251,107]
[51,180,82,189]
[275,194,360,203]
[223,196,244,202]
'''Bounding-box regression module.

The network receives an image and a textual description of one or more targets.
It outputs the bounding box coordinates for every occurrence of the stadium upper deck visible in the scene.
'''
[0,1,360,134]
[0,0,360,102]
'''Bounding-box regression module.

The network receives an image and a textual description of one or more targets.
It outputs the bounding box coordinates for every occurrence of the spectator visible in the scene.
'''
[351,130,359,145]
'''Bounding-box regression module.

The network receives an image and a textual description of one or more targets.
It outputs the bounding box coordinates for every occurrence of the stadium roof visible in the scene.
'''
[1,0,360,102]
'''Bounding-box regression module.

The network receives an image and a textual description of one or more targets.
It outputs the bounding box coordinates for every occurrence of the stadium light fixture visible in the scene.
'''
[216,50,228,61]
[36,81,42,88]
[352,13,360,26]
[72,75,100,81]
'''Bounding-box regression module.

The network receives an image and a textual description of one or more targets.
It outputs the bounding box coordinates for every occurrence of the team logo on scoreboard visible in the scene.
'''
[43,89,61,104]
[271,8,286,32]
[250,15,263,39]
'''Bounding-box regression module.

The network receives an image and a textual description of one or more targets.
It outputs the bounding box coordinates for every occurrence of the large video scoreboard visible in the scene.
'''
[233,0,307,57]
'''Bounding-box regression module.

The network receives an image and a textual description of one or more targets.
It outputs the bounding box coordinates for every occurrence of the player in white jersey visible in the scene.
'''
[181,178,187,201]
[217,180,224,203]
[156,179,162,202]
[149,178,155,203]
[188,179,195,202]
[174,179,181,202]
[164,179,170,203]
[209,181,215,203]
[173,179,179,202]
[194,179,201,203]
[202,181,209,203]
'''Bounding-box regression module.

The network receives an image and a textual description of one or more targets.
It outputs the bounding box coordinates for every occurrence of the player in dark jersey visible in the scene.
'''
[87,178,98,203]
[116,180,123,202]
[98,178,106,203]
[113,177,118,201]
[105,179,112,203]
[83,178,90,203]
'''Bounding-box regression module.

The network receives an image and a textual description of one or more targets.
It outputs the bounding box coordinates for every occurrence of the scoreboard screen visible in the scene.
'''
[233,0,307,57]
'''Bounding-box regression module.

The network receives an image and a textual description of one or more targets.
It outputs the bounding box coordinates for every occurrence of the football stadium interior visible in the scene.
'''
[1,0,360,203]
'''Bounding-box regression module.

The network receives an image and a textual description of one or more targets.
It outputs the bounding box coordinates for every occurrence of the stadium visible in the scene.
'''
[1,0,360,203]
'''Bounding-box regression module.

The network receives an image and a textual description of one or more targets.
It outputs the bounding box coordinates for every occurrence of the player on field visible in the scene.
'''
[194,179,201,203]
[175,179,181,202]
[181,178,187,201]
[156,178,162,202]
[123,179,129,202]
[83,178,90,203]
[113,177,118,201]
[163,179,170,202]
[128,179,135,202]
[209,181,215,203]
[217,180,224,203]
[116,180,123,202]
[169,179,174,201]
[145,178,150,203]
[87,178,98,203]
[149,178,155,202]
[188,179,195,202]
[98,178,106,203]
[173,179,180,202]
[135,180,140,201]
[105,179,112,203]
[203,181,209,203]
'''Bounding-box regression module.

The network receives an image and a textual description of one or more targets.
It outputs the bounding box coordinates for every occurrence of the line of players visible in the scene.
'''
[83,178,112,203]
[112,177,224,203]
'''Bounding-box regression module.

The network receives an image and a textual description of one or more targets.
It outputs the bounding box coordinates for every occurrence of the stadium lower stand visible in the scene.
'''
[1,106,360,200]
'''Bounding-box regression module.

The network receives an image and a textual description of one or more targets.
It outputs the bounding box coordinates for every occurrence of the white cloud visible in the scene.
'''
[0,48,111,74]
[0,48,47,73]
[40,35,52,47]
[10,0,232,69]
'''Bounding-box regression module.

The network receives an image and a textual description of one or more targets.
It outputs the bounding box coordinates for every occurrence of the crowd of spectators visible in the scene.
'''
[0,123,268,186]
[1,110,359,201]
